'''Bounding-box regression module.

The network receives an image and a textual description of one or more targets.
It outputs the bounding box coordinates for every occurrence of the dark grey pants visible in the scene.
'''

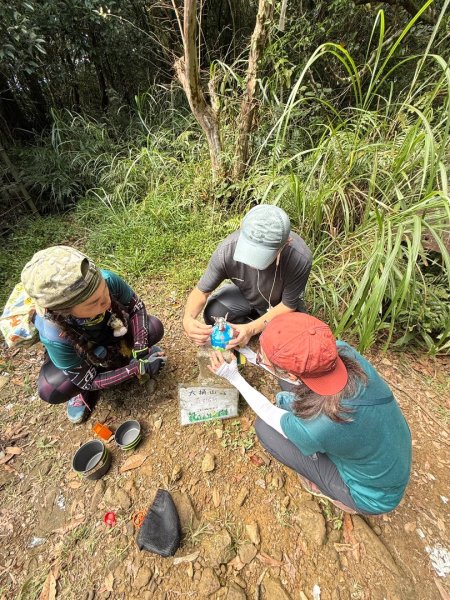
[204,283,306,325]
[254,417,362,511]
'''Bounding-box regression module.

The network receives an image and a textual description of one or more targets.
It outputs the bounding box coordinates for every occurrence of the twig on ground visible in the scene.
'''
[391,382,450,445]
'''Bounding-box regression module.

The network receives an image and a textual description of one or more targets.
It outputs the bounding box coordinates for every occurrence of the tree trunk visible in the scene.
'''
[90,30,109,112]
[64,52,81,112]
[232,0,274,181]
[0,74,33,141]
[278,0,289,31]
[174,0,223,178]
[24,73,49,129]
[354,0,436,25]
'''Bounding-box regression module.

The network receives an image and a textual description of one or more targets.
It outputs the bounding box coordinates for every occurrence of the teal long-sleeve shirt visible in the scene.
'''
[280,341,412,514]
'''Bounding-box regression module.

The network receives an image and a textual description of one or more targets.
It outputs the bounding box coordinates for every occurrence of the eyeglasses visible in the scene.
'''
[256,349,300,386]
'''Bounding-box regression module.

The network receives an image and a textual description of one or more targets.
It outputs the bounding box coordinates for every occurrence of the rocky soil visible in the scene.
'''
[0,283,449,600]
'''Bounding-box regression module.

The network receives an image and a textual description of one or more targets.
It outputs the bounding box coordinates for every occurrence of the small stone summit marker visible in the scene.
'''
[178,346,239,426]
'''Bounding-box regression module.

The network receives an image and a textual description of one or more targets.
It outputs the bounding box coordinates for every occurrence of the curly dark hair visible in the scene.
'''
[46,296,130,368]
[287,348,368,423]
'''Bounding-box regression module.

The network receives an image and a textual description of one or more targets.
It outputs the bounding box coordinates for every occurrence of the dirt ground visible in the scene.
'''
[1,283,449,600]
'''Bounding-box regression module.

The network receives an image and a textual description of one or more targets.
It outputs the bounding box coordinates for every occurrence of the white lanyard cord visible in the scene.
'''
[257,261,279,312]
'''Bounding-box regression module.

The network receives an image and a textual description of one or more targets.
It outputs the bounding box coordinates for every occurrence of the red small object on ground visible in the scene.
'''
[103,511,117,527]
[249,454,265,467]
[131,510,145,528]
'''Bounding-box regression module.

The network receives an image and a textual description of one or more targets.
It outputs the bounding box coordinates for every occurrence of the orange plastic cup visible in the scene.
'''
[93,422,113,441]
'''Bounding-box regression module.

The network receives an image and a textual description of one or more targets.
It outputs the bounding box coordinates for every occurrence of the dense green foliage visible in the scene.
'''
[0,0,442,139]
[0,0,254,136]
[1,2,449,354]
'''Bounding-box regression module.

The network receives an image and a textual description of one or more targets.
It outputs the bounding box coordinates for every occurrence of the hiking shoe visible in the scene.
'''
[67,393,91,424]
[298,475,358,514]
[298,474,328,499]
[275,391,296,410]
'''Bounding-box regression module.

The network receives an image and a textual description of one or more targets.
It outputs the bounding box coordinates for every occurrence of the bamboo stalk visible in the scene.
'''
[0,145,38,214]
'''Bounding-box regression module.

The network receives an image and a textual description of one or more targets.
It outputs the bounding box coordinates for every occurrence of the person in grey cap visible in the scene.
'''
[21,246,166,424]
[183,204,312,348]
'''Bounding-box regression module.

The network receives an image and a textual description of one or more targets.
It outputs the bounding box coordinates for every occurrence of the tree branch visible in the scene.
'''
[354,0,436,26]
[171,0,185,46]
[278,0,289,31]
[233,0,275,180]
[174,0,223,177]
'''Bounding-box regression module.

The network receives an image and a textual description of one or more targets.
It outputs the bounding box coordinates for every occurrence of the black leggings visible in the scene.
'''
[254,418,374,514]
[204,283,306,325]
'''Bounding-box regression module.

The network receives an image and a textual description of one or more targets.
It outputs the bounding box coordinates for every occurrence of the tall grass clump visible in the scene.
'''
[0,214,83,306]
[68,96,237,292]
[246,2,450,352]
[12,85,192,211]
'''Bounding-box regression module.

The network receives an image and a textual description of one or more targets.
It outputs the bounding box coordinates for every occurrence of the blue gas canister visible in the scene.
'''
[93,345,107,359]
[210,316,233,350]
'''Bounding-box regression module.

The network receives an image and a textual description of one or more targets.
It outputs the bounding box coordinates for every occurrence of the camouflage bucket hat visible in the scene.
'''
[21,246,102,311]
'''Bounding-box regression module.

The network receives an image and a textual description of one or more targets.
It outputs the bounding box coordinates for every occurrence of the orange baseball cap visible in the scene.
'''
[260,313,348,395]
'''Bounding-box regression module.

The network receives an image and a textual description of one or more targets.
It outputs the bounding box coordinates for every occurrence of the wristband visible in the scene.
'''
[132,347,149,360]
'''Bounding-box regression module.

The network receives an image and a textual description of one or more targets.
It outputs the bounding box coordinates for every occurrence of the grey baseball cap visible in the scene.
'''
[233,204,291,270]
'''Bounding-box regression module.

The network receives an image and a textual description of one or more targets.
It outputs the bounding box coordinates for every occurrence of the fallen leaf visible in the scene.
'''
[6,447,22,455]
[173,551,200,565]
[53,516,85,535]
[6,569,16,585]
[212,488,221,508]
[171,464,182,482]
[404,521,416,533]
[10,430,30,442]
[333,543,354,552]
[0,455,15,465]
[343,513,354,544]
[153,418,162,430]
[240,416,253,431]
[437,519,446,533]
[104,573,114,593]
[68,480,83,490]
[39,570,56,600]
[2,464,18,473]
[256,552,284,567]
[257,568,268,585]
[186,562,194,579]
[72,499,84,514]
[228,555,246,571]
[249,454,265,467]
[119,453,147,473]
[283,552,296,582]
[351,541,362,563]
[8,424,29,434]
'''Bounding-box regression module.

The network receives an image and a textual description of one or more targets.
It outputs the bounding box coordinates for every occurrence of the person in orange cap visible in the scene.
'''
[209,313,412,514]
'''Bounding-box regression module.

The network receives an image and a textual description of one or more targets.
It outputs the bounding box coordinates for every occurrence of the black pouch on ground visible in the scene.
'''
[136,489,181,557]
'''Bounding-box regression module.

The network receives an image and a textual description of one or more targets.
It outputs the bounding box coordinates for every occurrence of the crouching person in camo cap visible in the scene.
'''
[21,246,166,424]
